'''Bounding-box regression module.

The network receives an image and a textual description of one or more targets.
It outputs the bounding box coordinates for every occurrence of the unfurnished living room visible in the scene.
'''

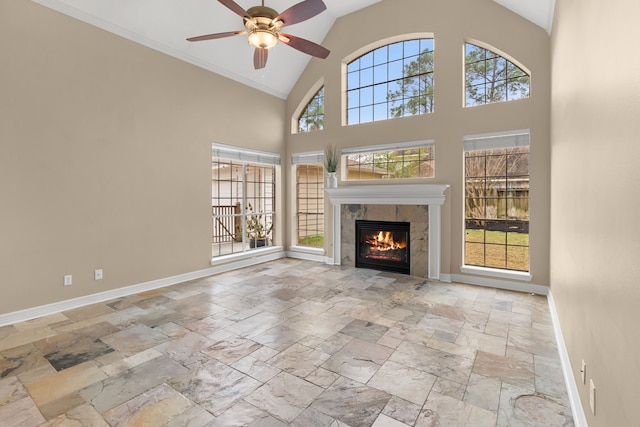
[1,0,638,426]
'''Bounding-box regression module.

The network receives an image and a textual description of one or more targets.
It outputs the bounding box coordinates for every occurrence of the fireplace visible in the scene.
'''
[356,220,410,274]
[326,184,449,279]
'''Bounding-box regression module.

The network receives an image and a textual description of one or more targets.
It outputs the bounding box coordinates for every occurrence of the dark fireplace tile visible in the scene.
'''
[365,205,396,220]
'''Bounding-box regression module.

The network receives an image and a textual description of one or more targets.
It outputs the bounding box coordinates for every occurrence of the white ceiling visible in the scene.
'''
[33,0,555,99]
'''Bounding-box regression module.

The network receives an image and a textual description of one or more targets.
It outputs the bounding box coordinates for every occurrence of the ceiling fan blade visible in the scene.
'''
[254,48,268,69]
[274,0,327,27]
[279,33,330,59]
[187,30,245,42]
[218,0,250,19]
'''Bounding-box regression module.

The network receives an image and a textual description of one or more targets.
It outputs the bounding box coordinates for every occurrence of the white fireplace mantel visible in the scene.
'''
[326,184,449,280]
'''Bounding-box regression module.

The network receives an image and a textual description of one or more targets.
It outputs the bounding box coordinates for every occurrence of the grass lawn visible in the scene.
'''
[299,230,529,270]
[298,235,324,248]
[465,229,529,271]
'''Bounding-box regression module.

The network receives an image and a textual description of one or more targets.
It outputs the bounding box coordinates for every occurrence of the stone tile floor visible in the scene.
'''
[0,259,574,426]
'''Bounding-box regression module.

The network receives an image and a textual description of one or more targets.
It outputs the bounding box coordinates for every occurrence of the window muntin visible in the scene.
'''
[343,142,435,180]
[295,164,324,248]
[347,38,434,125]
[211,148,277,257]
[464,144,529,272]
[298,86,325,133]
[465,43,530,107]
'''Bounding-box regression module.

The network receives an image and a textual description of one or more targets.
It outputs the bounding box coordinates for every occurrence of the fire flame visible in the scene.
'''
[365,231,406,251]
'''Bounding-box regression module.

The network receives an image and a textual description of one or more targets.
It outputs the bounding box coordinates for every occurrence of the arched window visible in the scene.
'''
[297,86,324,132]
[346,38,434,125]
[465,43,530,107]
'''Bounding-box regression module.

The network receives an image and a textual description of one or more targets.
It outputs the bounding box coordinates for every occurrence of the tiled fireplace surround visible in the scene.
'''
[325,184,449,280]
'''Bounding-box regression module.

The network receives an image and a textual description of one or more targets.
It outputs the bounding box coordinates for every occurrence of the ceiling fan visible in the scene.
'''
[187,0,331,69]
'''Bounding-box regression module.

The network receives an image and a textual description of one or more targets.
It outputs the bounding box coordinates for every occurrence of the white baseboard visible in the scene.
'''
[448,273,549,295]
[0,248,286,327]
[547,291,588,427]
[210,246,286,274]
[0,253,589,427]
[447,273,587,425]
[285,247,327,264]
[0,267,219,327]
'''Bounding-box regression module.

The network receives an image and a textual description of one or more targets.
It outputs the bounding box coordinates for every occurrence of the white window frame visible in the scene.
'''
[461,129,532,281]
[345,37,435,125]
[341,139,435,181]
[291,151,325,256]
[211,143,280,260]
[464,42,531,108]
[297,87,325,133]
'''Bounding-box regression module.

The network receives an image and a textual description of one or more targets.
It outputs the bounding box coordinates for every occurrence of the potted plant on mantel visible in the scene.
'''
[324,144,339,188]
[245,202,273,248]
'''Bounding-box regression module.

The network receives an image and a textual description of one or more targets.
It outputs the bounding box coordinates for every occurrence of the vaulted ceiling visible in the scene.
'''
[33,0,555,99]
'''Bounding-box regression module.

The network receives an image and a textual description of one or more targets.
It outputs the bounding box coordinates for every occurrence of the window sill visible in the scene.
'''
[211,246,284,266]
[289,246,325,256]
[460,265,532,282]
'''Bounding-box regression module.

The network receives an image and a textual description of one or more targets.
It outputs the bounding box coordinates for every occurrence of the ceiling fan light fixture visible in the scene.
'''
[247,29,278,49]
[188,0,330,69]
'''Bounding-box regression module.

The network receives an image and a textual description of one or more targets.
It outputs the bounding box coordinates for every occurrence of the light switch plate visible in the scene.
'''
[589,379,596,415]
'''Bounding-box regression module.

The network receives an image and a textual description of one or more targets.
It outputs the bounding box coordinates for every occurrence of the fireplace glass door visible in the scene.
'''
[355,220,410,274]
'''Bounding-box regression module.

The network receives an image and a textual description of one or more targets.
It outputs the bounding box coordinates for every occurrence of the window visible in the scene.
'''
[211,144,278,257]
[464,131,530,272]
[465,43,530,107]
[292,152,324,248]
[346,38,434,125]
[298,87,324,133]
[342,141,435,180]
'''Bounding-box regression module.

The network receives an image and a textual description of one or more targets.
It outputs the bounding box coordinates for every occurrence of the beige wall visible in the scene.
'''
[550,0,640,424]
[6,1,638,423]
[0,1,284,314]
[285,0,551,286]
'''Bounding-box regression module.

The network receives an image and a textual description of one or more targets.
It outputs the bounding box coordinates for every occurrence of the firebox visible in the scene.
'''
[355,220,410,275]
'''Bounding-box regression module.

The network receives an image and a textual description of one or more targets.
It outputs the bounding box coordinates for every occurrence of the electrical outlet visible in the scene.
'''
[63,275,73,286]
[589,379,596,415]
[581,360,586,384]
[94,269,103,280]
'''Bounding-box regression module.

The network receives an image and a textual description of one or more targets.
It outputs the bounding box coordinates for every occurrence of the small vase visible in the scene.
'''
[327,172,338,188]
[249,238,268,248]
